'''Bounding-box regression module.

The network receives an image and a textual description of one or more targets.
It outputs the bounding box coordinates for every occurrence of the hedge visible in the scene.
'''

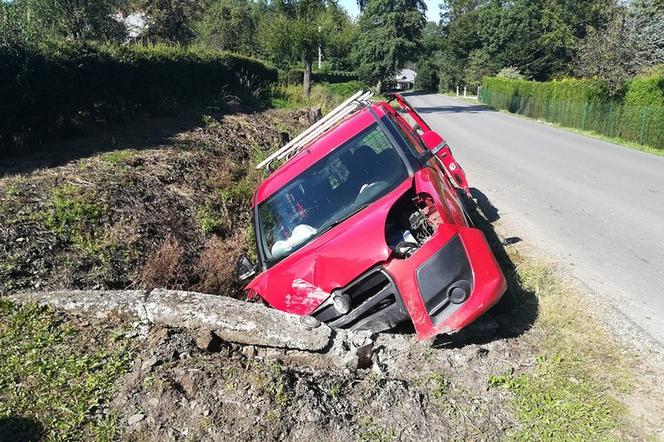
[480,76,664,150]
[285,69,358,85]
[0,41,278,151]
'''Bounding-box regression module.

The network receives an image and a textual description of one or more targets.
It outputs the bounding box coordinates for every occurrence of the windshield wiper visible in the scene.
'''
[318,204,369,236]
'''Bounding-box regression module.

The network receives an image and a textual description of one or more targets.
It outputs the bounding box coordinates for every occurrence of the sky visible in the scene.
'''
[337,0,441,23]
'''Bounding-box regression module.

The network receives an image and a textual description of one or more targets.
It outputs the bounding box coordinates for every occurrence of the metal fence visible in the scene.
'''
[479,89,664,150]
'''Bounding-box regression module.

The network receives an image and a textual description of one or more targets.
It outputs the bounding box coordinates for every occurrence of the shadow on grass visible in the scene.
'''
[433,187,540,348]
[0,103,256,178]
[0,416,43,442]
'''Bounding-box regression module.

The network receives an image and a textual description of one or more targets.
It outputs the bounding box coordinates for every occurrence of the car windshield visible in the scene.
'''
[258,123,408,263]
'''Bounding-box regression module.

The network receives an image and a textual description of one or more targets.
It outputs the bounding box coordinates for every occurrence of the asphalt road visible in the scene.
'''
[407,93,664,346]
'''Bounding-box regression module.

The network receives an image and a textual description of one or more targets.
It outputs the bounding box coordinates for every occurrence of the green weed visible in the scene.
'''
[102,150,135,164]
[41,184,108,252]
[358,418,396,442]
[198,203,225,235]
[0,300,135,440]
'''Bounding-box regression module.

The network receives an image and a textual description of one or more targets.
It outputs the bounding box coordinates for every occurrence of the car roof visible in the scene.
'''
[253,103,389,206]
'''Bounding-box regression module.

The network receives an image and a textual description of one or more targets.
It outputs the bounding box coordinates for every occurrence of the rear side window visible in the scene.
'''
[385,116,426,157]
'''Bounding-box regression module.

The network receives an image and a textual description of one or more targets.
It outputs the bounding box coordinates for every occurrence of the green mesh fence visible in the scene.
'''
[479,89,664,150]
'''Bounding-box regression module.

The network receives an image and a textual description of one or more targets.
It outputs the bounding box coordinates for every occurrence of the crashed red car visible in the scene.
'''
[238,91,506,341]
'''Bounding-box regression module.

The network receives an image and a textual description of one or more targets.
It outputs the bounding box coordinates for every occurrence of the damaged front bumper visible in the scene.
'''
[312,224,507,340]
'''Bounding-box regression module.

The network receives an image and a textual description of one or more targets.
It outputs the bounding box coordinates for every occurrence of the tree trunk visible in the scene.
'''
[376,79,382,95]
[303,55,313,97]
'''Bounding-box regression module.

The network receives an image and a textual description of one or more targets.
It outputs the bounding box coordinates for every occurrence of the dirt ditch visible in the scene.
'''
[2,104,663,441]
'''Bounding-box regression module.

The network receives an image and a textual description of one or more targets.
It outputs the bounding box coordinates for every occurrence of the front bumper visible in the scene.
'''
[311,224,506,340]
[385,224,507,340]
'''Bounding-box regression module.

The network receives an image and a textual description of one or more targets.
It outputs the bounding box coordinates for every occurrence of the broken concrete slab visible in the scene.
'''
[6,289,374,369]
[6,290,147,321]
[146,289,332,352]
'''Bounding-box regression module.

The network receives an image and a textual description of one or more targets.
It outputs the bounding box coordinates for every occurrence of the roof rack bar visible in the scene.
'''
[278,91,374,161]
[255,90,365,170]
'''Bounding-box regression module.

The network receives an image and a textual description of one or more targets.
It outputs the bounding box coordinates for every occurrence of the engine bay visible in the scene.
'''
[385,189,440,259]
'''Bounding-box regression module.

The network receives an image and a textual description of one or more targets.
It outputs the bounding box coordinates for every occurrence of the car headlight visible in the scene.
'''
[332,292,351,314]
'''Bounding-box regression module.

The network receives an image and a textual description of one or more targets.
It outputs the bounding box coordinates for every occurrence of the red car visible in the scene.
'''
[238,92,506,341]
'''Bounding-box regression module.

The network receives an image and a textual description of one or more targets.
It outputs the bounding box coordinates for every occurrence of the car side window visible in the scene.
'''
[387,116,426,157]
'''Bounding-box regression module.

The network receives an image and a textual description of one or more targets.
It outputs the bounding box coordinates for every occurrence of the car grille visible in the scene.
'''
[312,268,408,332]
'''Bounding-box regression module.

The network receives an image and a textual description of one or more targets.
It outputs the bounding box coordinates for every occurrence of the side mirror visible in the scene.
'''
[236,256,257,282]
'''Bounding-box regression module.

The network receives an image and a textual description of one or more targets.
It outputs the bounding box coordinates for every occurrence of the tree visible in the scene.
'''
[353,0,427,93]
[631,0,664,65]
[496,66,525,79]
[2,0,127,43]
[574,13,648,95]
[195,0,261,56]
[261,0,348,96]
[135,0,202,44]
[464,48,498,89]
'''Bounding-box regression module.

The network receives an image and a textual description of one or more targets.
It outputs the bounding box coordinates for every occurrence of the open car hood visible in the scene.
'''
[247,179,412,316]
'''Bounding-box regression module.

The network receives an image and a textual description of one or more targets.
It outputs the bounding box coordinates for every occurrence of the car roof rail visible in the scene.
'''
[256,90,374,171]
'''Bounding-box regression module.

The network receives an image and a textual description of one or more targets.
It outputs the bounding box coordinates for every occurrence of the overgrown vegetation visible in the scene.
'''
[0,300,135,441]
[0,107,305,295]
[0,41,277,151]
[272,81,367,112]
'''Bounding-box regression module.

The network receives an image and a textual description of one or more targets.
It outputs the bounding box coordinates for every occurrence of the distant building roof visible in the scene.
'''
[396,68,417,83]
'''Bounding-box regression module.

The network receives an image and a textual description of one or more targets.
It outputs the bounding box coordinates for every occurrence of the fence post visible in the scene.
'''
[639,107,647,145]
[581,102,589,130]
[456,86,459,96]
[463,86,467,97]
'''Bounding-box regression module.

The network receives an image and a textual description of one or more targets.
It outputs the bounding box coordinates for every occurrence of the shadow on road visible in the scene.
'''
[0,416,44,442]
[433,187,539,348]
[415,104,495,114]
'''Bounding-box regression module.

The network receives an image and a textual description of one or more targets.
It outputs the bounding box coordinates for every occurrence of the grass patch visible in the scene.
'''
[41,184,108,252]
[101,150,136,164]
[0,299,135,441]
[358,418,396,442]
[271,81,367,113]
[490,258,633,441]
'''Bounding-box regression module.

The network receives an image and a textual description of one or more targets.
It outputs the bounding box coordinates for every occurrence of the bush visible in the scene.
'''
[0,41,278,151]
[480,76,664,149]
[496,67,525,80]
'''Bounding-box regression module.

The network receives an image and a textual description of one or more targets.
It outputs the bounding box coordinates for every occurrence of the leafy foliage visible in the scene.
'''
[0,0,126,43]
[194,0,262,55]
[496,66,526,80]
[133,0,203,44]
[0,42,278,150]
[353,0,426,92]
[574,14,650,96]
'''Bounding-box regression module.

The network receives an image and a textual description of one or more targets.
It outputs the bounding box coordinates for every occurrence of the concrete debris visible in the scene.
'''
[127,413,146,426]
[7,289,377,369]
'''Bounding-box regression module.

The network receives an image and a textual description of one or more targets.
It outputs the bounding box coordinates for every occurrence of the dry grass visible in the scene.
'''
[0,108,303,295]
[137,235,183,288]
[194,232,248,297]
